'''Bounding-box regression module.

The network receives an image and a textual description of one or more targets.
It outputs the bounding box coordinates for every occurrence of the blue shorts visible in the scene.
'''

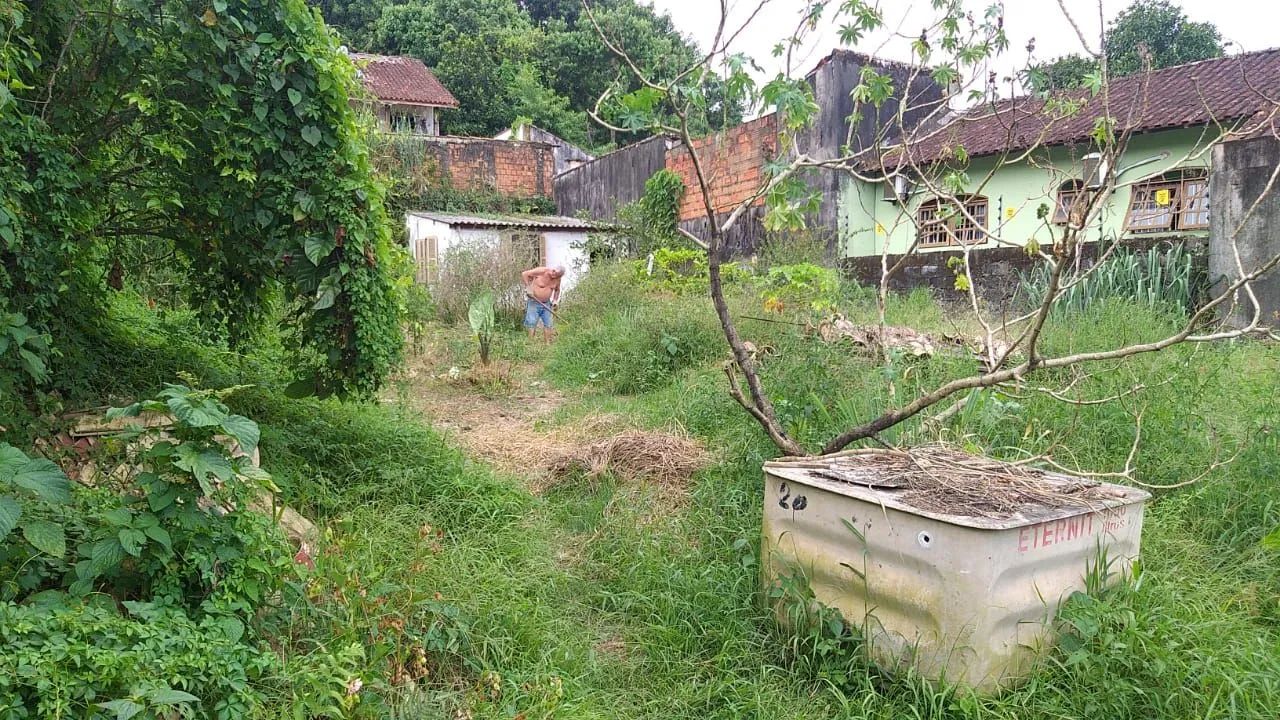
[524,297,554,328]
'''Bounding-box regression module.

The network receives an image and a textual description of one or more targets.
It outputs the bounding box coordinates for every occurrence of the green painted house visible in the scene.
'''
[839,49,1280,270]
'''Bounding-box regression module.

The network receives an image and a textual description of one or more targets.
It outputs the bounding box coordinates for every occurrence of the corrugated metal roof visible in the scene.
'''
[866,47,1280,168]
[408,212,599,230]
[350,53,458,108]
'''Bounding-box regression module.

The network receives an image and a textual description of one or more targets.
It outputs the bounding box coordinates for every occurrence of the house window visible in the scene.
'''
[916,196,988,247]
[1124,171,1209,233]
[1053,180,1089,225]
[414,236,439,284]
[501,231,545,270]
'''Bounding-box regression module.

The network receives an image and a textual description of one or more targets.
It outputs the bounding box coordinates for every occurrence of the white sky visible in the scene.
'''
[648,0,1277,92]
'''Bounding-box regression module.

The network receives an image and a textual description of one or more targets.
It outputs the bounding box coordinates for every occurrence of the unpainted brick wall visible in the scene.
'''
[665,114,779,222]
[415,137,555,198]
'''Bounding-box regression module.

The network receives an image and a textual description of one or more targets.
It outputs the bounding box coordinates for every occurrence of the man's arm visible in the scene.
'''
[521,267,548,284]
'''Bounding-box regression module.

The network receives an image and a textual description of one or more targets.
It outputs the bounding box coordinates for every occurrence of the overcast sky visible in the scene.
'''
[647,0,1276,91]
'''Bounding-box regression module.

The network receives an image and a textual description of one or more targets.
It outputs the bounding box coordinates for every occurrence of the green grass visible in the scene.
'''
[46,271,1280,718]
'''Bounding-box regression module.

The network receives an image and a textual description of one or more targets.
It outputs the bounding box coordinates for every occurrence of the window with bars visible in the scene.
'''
[1124,171,1210,233]
[916,196,988,247]
[1053,180,1089,225]
[501,231,546,270]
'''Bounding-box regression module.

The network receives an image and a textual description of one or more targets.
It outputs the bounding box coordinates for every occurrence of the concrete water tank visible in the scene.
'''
[761,448,1150,692]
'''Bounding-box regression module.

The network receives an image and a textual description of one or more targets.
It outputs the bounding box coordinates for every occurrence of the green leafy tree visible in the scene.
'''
[0,0,402,402]
[1032,0,1223,90]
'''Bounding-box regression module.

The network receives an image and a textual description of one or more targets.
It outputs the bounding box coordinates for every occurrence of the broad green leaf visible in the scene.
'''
[146,688,199,705]
[300,125,322,146]
[1262,525,1280,551]
[105,402,142,420]
[215,615,245,643]
[303,235,334,265]
[0,494,21,539]
[118,528,147,556]
[103,507,133,526]
[143,525,172,552]
[0,443,27,478]
[12,459,72,504]
[21,519,66,557]
[220,414,260,455]
[166,394,226,427]
[173,443,235,488]
[98,699,144,720]
[90,537,126,573]
[287,88,302,106]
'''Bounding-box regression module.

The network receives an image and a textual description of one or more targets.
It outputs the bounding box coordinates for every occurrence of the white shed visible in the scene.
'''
[405,212,594,292]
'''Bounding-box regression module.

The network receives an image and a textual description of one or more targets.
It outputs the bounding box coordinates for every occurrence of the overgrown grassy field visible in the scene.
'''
[244,264,1278,718]
[22,269,1279,718]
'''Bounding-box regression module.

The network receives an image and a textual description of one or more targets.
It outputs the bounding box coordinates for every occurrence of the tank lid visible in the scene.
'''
[764,447,1151,530]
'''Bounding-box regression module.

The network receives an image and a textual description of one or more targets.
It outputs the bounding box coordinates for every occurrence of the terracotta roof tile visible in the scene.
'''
[881,48,1280,167]
[350,53,458,108]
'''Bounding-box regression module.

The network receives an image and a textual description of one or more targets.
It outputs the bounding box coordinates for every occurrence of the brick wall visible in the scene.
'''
[665,114,779,221]
[404,136,556,198]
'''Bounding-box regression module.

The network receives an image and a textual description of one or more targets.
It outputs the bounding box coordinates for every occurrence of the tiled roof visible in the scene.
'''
[876,48,1280,167]
[350,53,458,108]
[408,212,599,230]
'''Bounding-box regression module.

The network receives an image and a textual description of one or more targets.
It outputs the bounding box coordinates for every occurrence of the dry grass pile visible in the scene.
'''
[547,429,711,487]
[767,445,1132,519]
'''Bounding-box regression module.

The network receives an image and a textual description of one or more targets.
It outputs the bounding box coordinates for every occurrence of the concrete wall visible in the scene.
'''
[798,51,947,236]
[1210,135,1280,326]
[554,135,669,221]
[840,127,1212,258]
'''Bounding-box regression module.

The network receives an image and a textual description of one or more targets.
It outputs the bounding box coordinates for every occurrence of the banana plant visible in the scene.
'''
[468,292,496,366]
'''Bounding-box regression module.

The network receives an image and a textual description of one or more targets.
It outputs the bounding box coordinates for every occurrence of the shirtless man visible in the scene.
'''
[521,264,563,343]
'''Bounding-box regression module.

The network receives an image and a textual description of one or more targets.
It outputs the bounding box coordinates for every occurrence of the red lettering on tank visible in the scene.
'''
[1017,512,1101,552]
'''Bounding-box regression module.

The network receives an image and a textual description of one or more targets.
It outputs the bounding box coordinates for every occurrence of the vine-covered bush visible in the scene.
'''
[0,385,473,717]
[615,169,688,256]
[0,0,401,412]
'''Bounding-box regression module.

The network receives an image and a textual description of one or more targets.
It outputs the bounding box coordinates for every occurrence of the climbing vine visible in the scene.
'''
[0,0,400,401]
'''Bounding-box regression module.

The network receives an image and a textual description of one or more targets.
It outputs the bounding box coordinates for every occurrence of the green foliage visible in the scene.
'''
[0,443,72,559]
[468,292,497,366]
[614,169,687,256]
[0,0,402,403]
[1030,0,1223,90]
[1019,243,1205,315]
[548,265,727,393]
[638,170,686,241]
[757,263,841,313]
[631,247,753,295]
[319,0,740,145]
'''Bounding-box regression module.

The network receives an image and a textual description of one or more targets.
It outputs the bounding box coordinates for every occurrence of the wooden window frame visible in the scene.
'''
[1053,181,1089,226]
[916,196,988,247]
[1124,171,1209,233]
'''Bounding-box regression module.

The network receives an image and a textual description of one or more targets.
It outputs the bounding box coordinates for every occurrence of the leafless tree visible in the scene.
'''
[583,0,1280,463]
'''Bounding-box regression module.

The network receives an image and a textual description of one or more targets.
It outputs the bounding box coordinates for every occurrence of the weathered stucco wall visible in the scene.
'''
[1210,135,1280,326]
[840,127,1212,259]
[553,135,668,221]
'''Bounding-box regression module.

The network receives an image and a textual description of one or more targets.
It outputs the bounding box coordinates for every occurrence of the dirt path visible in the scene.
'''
[393,337,708,493]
